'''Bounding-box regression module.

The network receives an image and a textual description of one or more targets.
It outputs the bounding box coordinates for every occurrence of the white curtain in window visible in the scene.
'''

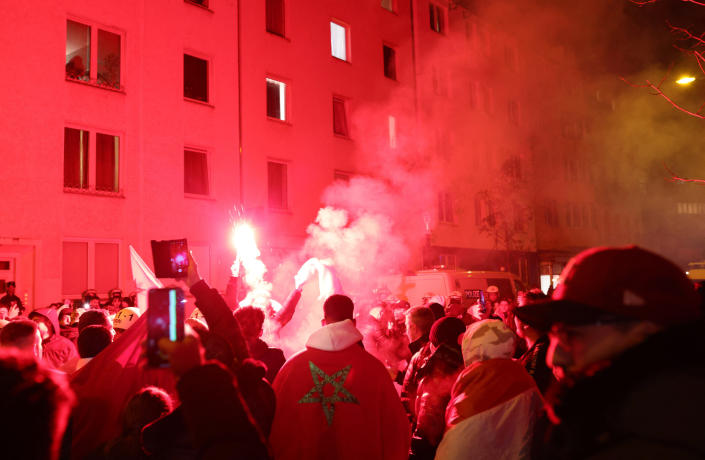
[330,22,347,60]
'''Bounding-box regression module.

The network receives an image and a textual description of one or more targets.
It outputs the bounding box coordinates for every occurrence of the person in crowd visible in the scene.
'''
[517,246,705,458]
[435,319,542,459]
[78,308,114,336]
[57,305,79,342]
[28,306,79,370]
[0,350,75,460]
[0,281,24,313]
[0,304,9,328]
[513,300,555,394]
[147,334,269,459]
[0,318,43,359]
[113,306,141,338]
[409,317,466,460]
[74,325,112,372]
[142,252,274,458]
[234,306,286,383]
[103,386,173,460]
[401,306,436,418]
[269,294,410,460]
[426,302,445,321]
[106,289,123,316]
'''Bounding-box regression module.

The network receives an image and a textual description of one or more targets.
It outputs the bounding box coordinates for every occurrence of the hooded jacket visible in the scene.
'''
[29,307,78,370]
[269,319,410,460]
[435,320,543,460]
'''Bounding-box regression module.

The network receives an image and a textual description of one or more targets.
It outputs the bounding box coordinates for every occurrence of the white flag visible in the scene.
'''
[129,245,163,313]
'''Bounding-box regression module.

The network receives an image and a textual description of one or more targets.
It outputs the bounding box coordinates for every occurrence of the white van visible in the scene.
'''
[381,269,526,307]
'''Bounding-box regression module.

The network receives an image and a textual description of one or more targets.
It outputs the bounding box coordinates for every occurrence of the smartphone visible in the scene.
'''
[479,291,487,314]
[151,239,189,278]
[147,287,185,368]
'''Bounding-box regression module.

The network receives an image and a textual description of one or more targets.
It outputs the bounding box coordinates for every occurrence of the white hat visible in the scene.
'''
[113,307,141,331]
[486,285,499,294]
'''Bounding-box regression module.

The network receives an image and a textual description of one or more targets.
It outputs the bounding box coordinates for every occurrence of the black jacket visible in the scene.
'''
[536,320,705,459]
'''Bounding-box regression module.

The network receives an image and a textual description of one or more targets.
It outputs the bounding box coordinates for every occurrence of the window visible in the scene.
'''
[383,45,397,80]
[95,133,120,192]
[66,19,122,89]
[64,127,120,193]
[266,0,285,36]
[388,115,397,148]
[429,3,444,34]
[64,128,89,189]
[381,0,395,12]
[438,254,457,269]
[266,78,287,121]
[267,161,288,209]
[184,149,209,195]
[332,97,349,137]
[438,191,454,223]
[62,240,119,296]
[184,54,208,102]
[330,21,349,61]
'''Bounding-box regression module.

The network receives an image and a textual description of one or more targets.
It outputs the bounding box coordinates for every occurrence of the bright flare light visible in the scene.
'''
[230,221,260,261]
[676,76,695,85]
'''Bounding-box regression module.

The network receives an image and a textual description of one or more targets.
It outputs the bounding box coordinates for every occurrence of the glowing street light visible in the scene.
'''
[676,76,695,85]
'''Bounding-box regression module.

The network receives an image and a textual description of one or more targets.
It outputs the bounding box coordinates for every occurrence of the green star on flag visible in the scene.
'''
[298,361,359,426]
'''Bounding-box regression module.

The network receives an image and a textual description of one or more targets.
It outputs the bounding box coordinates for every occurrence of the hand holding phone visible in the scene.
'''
[147,287,186,367]
[151,239,189,278]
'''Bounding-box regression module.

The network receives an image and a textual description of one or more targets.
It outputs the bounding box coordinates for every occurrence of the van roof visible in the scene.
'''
[414,269,518,277]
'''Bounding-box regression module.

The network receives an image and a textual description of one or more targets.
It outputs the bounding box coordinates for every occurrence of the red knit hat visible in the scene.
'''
[516,246,701,328]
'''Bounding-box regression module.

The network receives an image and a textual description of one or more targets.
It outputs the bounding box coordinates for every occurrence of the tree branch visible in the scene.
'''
[664,163,705,184]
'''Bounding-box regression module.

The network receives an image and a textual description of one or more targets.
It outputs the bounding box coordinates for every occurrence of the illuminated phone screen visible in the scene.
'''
[147,288,185,367]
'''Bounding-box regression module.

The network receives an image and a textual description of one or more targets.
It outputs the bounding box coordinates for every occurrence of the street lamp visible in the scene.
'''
[676,76,696,85]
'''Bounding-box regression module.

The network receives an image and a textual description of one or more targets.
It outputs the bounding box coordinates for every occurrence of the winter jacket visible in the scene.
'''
[249,338,286,383]
[517,334,554,394]
[402,341,433,419]
[269,319,410,460]
[435,320,543,460]
[536,319,705,459]
[409,343,464,460]
[29,307,78,370]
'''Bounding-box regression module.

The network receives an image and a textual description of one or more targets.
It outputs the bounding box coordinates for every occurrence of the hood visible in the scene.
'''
[29,307,60,336]
[306,319,363,351]
[461,319,515,367]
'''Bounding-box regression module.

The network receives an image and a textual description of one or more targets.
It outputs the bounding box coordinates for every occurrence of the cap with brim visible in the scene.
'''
[514,299,630,331]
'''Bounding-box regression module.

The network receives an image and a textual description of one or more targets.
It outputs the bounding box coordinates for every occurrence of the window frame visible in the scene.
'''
[61,238,121,298]
[381,0,396,13]
[382,43,397,80]
[265,0,286,37]
[267,160,289,210]
[330,20,351,62]
[265,76,290,123]
[183,51,212,104]
[428,3,446,35]
[332,95,350,138]
[65,16,125,91]
[63,124,123,196]
[184,146,211,198]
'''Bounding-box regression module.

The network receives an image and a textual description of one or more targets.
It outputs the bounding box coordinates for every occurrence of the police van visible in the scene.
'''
[382,269,526,308]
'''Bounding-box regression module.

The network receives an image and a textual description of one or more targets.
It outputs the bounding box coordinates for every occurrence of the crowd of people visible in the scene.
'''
[0,245,703,459]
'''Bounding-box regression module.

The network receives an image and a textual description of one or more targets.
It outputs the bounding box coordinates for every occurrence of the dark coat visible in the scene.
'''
[409,343,464,460]
[249,338,285,384]
[536,320,705,459]
[518,334,555,394]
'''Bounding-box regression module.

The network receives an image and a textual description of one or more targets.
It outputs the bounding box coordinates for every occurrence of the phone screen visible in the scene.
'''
[147,287,185,367]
